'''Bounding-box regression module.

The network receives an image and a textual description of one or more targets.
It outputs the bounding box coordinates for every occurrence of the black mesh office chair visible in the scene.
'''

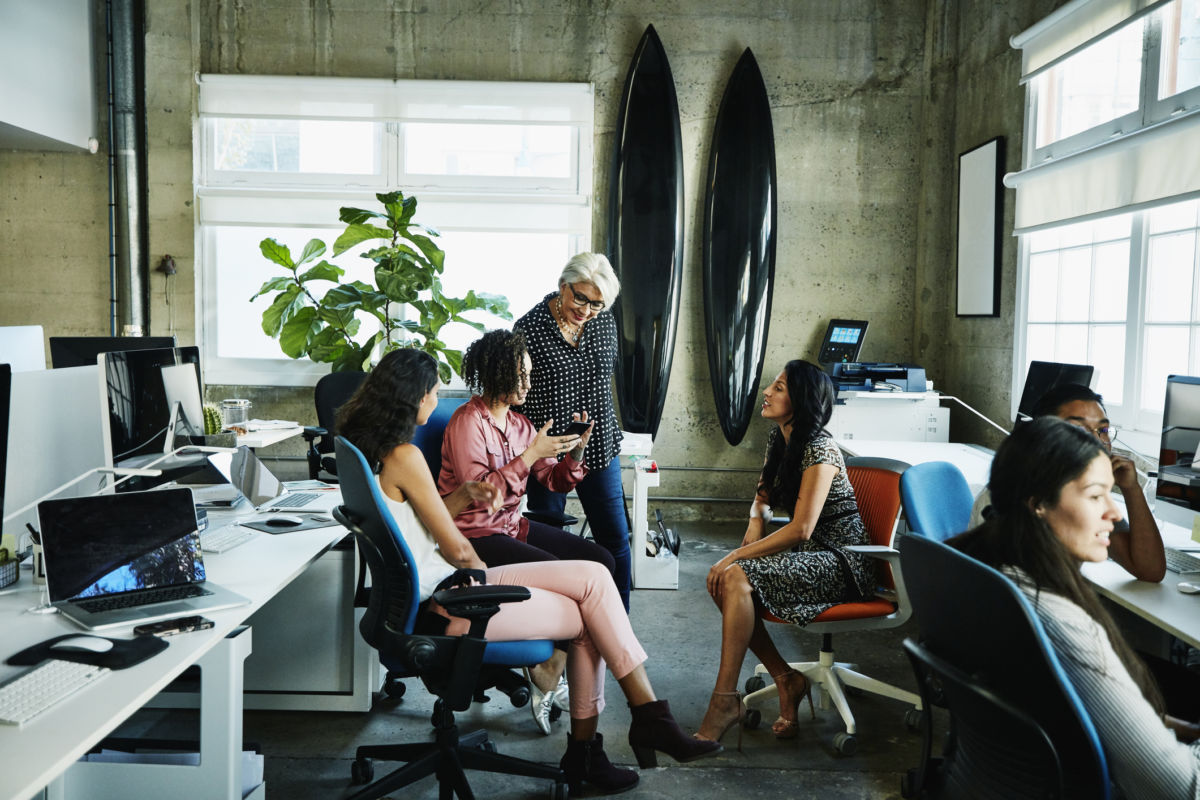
[301,370,368,481]
[898,534,1110,799]
[333,435,568,800]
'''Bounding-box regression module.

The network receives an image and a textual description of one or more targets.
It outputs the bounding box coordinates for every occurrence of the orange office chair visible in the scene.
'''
[741,456,922,756]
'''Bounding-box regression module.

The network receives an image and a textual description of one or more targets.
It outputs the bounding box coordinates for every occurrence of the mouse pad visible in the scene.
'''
[7,634,168,669]
[240,517,340,535]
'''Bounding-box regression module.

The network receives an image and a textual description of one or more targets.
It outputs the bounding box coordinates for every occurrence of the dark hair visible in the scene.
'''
[758,360,836,510]
[1032,382,1105,418]
[462,329,527,400]
[335,348,439,468]
[951,416,1163,712]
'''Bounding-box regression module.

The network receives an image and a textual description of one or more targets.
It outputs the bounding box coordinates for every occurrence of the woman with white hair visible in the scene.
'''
[514,253,632,612]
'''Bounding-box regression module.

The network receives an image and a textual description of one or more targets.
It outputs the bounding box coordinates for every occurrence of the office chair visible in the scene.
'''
[332,436,569,800]
[301,370,368,481]
[898,461,975,542]
[897,534,1109,799]
[742,457,922,756]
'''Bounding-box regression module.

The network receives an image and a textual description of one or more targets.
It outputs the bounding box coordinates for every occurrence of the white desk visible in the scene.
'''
[0,525,344,800]
[836,439,994,493]
[236,426,302,450]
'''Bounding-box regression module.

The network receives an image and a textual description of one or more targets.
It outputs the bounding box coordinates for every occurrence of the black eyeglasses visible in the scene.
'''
[567,284,606,311]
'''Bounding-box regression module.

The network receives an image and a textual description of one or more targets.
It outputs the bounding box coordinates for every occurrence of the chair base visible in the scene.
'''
[346,701,566,800]
[743,647,921,748]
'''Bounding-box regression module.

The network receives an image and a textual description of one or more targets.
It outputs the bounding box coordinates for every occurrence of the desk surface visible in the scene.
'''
[836,439,994,492]
[236,426,303,450]
[0,525,343,800]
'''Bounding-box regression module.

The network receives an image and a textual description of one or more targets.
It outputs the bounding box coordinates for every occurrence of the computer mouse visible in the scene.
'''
[50,636,115,654]
[1177,581,1200,594]
[264,515,305,528]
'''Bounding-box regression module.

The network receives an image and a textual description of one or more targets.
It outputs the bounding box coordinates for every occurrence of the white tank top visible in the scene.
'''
[377,478,456,602]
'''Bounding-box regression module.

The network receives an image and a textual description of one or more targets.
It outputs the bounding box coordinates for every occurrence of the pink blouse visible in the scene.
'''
[438,395,587,539]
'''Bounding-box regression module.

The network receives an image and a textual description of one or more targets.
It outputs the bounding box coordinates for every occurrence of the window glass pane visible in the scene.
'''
[1035,19,1144,148]
[1146,231,1196,321]
[404,123,572,178]
[434,231,574,354]
[1057,248,1092,321]
[1026,324,1057,363]
[1147,197,1200,234]
[211,119,380,174]
[1090,324,1126,405]
[1054,323,1089,361]
[213,226,376,361]
[1027,253,1060,321]
[1142,325,1191,409]
[1092,241,1129,321]
[1159,0,1200,99]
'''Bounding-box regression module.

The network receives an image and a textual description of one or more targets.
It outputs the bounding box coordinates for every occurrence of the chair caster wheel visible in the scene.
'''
[351,758,374,784]
[510,686,530,707]
[478,740,498,753]
[743,707,762,729]
[904,708,924,732]
[744,674,766,693]
[384,678,405,699]
[551,781,570,800]
[833,732,858,756]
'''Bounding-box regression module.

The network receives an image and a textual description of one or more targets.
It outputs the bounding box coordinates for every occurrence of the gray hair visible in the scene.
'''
[558,252,620,307]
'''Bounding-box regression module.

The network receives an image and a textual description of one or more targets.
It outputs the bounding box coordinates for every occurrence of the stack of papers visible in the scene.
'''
[244,419,299,432]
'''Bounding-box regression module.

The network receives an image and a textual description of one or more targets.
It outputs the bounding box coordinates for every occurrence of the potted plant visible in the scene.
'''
[251,189,511,381]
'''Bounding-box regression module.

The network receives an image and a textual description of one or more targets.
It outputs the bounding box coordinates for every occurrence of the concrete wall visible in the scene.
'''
[0,0,1071,518]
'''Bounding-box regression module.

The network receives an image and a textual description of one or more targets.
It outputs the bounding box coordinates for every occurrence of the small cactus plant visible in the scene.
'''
[203,404,223,435]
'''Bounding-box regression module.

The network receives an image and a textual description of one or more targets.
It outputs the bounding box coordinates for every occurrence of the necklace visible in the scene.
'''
[554,297,582,345]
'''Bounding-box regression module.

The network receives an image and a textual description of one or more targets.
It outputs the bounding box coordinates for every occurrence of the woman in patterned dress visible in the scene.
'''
[696,359,872,744]
[513,253,632,611]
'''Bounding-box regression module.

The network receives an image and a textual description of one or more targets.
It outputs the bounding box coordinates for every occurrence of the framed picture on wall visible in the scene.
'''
[956,136,1004,317]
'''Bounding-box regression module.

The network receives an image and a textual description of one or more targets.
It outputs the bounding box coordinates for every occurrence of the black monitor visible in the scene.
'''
[99,346,203,481]
[817,319,869,365]
[1016,361,1095,420]
[1155,375,1200,526]
[49,336,177,369]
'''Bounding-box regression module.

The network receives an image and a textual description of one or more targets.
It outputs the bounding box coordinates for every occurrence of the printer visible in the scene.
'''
[831,362,928,394]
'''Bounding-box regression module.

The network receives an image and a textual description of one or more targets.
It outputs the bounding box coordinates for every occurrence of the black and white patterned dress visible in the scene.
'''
[736,435,872,626]
[513,292,622,470]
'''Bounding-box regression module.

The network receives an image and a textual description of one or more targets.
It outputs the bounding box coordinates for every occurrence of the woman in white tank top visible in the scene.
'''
[335,348,721,796]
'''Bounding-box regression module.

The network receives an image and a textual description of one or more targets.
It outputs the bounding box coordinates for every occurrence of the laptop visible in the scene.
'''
[38,488,250,631]
[208,446,342,514]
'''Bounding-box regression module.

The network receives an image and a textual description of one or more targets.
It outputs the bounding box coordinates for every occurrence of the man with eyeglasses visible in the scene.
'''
[974,382,1166,582]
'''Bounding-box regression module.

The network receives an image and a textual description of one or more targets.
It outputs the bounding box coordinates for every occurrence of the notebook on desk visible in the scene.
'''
[208,446,341,514]
[38,488,250,631]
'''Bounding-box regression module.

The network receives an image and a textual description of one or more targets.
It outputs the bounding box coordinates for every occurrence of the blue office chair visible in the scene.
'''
[332,436,568,800]
[898,461,975,541]
[897,534,1109,799]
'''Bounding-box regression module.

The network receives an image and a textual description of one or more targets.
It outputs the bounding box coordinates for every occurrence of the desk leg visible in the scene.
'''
[49,627,261,800]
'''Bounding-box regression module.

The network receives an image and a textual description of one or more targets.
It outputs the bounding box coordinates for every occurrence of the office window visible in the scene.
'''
[1158,0,1200,100]
[197,76,593,387]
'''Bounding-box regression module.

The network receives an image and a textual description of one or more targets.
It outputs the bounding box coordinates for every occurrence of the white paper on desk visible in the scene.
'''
[245,419,299,431]
[86,749,264,796]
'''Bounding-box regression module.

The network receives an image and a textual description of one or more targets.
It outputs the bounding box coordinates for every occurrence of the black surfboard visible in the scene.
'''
[607,24,684,438]
[702,48,777,446]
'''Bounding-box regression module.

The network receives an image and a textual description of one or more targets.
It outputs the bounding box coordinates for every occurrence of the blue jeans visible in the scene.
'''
[527,456,631,611]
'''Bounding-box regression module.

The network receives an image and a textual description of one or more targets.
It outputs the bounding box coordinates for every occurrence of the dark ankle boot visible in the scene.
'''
[559,732,639,796]
[627,699,723,768]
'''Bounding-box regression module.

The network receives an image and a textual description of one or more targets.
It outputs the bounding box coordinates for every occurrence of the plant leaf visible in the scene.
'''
[279,307,321,358]
[259,238,294,269]
[261,285,302,336]
[249,276,295,301]
[339,206,387,225]
[297,238,326,266]
[333,223,393,256]
[298,260,344,283]
[406,233,445,272]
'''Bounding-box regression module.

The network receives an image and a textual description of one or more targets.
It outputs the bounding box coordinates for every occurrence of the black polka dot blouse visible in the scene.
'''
[513,292,623,470]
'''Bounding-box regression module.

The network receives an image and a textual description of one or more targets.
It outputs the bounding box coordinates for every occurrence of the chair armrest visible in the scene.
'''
[302,425,327,442]
[846,544,899,562]
[434,584,533,637]
[522,509,580,528]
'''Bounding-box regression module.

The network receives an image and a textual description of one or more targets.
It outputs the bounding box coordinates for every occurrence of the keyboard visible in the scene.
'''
[0,660,110,726]
[200,524,256,553]
[1165,548,1200,574]
[271,492,318,508]
[75,584,207,613]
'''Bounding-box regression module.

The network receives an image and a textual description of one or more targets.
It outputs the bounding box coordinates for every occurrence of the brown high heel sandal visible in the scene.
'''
[771,669,815,740]
[693,690,744,750]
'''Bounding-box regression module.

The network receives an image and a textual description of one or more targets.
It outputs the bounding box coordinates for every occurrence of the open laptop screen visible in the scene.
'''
[39,488,204,602]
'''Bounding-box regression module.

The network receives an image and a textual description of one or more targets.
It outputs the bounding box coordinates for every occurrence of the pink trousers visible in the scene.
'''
[433,560,646,718]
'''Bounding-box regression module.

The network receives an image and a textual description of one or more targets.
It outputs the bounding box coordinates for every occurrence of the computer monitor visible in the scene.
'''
[1155,374,1200,529]
[99,346,204,481]
[0,365,10,549]
[1016,360,1095,420]
[49,336,177,369]
[817,319,869,365]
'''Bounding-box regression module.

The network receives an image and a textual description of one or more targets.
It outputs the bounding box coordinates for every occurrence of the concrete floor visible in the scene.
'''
[113,519,930,799]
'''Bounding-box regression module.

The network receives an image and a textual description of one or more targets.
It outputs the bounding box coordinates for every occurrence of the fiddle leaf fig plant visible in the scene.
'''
[250,189,511,381]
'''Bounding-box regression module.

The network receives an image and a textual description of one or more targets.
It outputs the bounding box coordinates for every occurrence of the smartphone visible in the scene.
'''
[133,615,214,637]
[562,420,592,437]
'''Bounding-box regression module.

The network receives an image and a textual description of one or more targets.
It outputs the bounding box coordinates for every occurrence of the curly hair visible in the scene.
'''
[462,329,528,400]
[758,360,835,510]
[335,348,439,468]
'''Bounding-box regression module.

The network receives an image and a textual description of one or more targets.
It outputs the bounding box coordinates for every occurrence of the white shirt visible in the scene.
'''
[377,478,455,602]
